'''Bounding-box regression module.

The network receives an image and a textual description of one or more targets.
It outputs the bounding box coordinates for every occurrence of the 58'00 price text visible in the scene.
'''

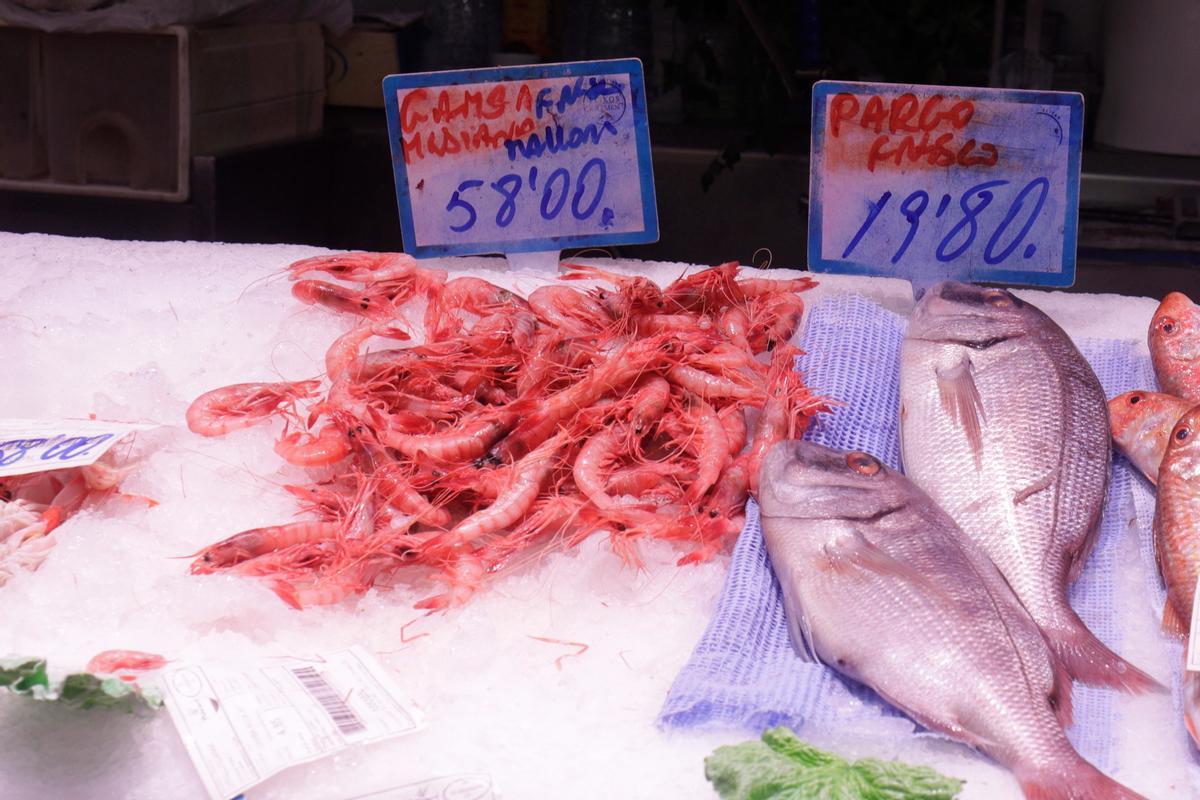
[444,156,612,234]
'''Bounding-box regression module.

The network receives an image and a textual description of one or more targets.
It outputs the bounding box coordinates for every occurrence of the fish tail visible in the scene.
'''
[1018,760,1147,800]
[1047,617,1165,694]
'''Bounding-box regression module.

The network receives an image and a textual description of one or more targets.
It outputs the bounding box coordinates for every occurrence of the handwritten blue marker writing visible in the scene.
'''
[534,77,624,119]
[504,120,618,162]
[842,176,1049,266]
[446,157,609,232]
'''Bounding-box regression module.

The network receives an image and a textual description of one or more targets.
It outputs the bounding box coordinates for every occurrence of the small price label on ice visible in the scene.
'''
[0,418,155,478]
[382,59,659,258]
[808,81,1083,287]
[156,646,423,800]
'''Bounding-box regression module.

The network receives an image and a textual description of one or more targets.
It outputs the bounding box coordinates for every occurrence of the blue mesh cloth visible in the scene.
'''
[658,294,1151,772]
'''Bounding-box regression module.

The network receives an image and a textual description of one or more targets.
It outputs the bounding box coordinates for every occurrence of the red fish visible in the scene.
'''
[1108,391,1192,484]
[1149,292,1200,403]
[1152,405,1200,746]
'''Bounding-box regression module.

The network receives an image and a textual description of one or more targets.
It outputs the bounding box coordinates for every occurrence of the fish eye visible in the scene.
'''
[1177,427,1191,442]
[1128,394,1141,405]
[1159,316,1178,335]
[984,289,1013,308]
[846,451,881,475]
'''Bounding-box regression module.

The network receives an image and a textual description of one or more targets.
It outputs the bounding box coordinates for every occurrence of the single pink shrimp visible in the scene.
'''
[287,252,445,295]
[665,364,762,402]
[427,432,568,553]
[274,423,351,467]
[747,292,806,353]
[414,553,487,610]
[271,558,385,609]
[636,314,713,336]
[85,649,168,678]
[424,277,530,340]
[527,285,612,337]
[573,425,636,510]
[663,262,744,312]
[291,279,399,321]
[186,380,319,437]
[719,404,748,455]
[677,399,730,503]
[628,375,672,435]
[382,409,517,464]
[348,425,452,526]
[189,520,341,574]
[717,307,751,350]
[737,276,817,297]
[559,263,664,317]
[325,323,410,383]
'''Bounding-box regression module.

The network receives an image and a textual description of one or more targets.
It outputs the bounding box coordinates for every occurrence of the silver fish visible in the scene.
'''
[757,441,1146,800]
[899,281,1157,692]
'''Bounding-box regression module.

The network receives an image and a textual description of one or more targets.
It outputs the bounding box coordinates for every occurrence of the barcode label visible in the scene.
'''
[291,666,367,735]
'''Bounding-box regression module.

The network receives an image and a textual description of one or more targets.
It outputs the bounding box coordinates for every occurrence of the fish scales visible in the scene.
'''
[899,282,1157,693]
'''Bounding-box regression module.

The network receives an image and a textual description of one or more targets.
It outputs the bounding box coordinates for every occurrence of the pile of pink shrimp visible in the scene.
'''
[0,450,147,586]
[185,253,825,609]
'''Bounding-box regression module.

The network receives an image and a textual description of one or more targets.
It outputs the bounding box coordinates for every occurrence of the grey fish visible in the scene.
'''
[757,440,1147,800]
[899,281,1158,692]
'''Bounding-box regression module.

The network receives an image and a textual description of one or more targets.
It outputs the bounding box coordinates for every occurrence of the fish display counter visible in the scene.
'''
[0,231,1193,800]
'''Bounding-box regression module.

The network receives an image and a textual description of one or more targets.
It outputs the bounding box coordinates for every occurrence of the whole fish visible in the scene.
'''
[757,440,1146,800]
[1108,390,1192,485]
[900,281,1159,692]
[1149,292,1200,403]
[1152,405,1200,746]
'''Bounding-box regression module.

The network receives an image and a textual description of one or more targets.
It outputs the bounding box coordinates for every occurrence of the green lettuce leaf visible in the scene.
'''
[706,726,963,800]
[0,657,161,712]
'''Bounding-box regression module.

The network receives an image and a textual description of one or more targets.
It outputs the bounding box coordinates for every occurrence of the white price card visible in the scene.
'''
[156,646,424,800]
[0,418,156,478]
[808,80,1083,287]
[382,59,658,258]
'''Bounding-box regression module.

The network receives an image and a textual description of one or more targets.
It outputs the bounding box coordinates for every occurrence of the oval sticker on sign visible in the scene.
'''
[383,59,659,258]
[808,81,1083,287]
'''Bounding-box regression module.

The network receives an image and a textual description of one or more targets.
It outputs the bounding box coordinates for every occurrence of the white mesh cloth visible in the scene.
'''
[659,293,1156,773]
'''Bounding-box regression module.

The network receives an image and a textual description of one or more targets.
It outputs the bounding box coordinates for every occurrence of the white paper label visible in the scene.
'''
[156,646,424,800]
[346,774,496,800]
[1188,579,1200,671]
[0,418,156,477]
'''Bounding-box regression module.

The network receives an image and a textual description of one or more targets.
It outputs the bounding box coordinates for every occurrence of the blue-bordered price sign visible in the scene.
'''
[382,59,659,258]
[808,81,1083,287]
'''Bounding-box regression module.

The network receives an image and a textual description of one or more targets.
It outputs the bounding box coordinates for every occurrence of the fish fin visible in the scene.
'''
[822,530,948,601]
[870,685,995,749]
[1017,761,1148,800]
[776,574,821,665]
[1046,616,1165,694]
[1162,601,1188,637]
[935,357,985,466]
[1045,651,1075,729]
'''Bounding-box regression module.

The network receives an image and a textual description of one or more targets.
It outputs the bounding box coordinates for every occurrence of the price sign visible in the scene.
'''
[383,59,658,258]
[808,81,1083,287]
[0,418,155,478]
